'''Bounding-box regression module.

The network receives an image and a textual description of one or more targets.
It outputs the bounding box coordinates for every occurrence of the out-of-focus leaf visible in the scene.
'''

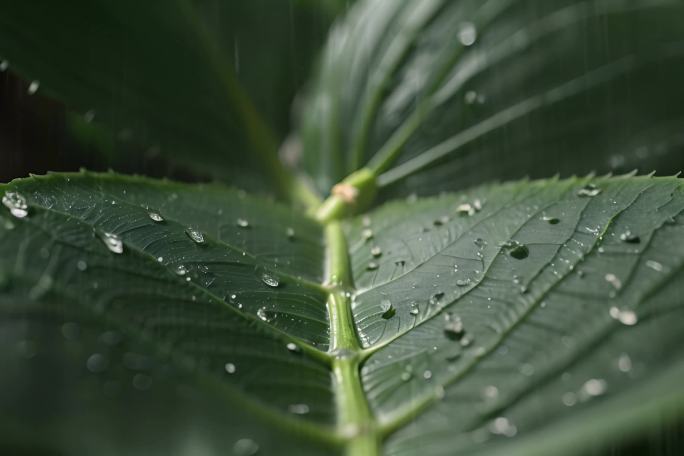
[0,0,339,195]
[298,0,684,198]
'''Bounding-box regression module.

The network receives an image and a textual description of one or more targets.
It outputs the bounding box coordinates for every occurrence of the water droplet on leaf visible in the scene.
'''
[100,232,123,254]
[2,191,28,218]
[577,183,601,197]
[185,227,205,244]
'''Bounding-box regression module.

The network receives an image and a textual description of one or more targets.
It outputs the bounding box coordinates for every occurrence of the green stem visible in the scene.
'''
[315,168,377,222]
[325,223,380,456]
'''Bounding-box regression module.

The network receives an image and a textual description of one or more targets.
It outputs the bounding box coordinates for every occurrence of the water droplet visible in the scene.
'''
[400,371,412,382]
[185,227,205,244]
[443,313,464,340]
[2,191,28,218]
[27,80,40,95]
[458,22,477,46]
[482,385,499,400]
[286,227,295,240]
[100,232,123,254]
[76,260,88,271]
[581,378,607,397]
[456,203,475,216]
[148,212,164,222]
[645,260,664,272]
[370,246,382,257]
[261,272,279,288]
[502,240,528,260]
[362,228,374,241]
[86,353,108,373]
[286,342,300,353]
[577,183,601,197]
[617,353,632,373]
[380,299,395,319]
[433,215,449,226]
[489,417,517,437]
[619,230,640,243]
[175,265,188,276]
[225,362,237,374]
[604,273,622,290]
[257,307,269,322]
[236,218,250,228]
[0,60,8,72]
[366,261,379,271]
[422,369,433,380]
[562,392,577,407]
[429,291,444,305]
[542,215,560,224]
[609,306,637,325]
[456,278,471,287]
[409,303,419,316]
[233,438,259,456]
[288,403,310,415]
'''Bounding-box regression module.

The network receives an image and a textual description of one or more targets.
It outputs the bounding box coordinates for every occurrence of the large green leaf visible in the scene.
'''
[0,0,338,195]
[2,172,684,455]
[298,0,684,198]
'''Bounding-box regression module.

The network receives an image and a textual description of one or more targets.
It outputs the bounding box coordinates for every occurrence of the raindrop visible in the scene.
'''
[604,273,622,290]
[185,227,205,244]
[0,60,8,71]
[443,313,464,340]
[286,342,300,353]
[409,303,419,316]
[380,299,395,319]
[473,237,487,248]
[401,371,412,382]
[619,230,640,243]
[233,438,259,456]
[362,228,374,241]
[261,272,279,288]
[148,211,164,222]
[86,353,108,373]
[645,260,664,272]
[423,370,433,380]
[225,362,237,374]
[2,191,29,218]
[609,306,637,326]
[456,203,475,216]
[542,215,560,224]
[367,261,379,271]
[482,385,499,400]
[370,246,382,257]
[257,307,269,322]
[617,353,632,373]
[236,218,250,228]
[288,403,310,415]
[100,232,123,254]
[577,183,601,197]
[489,417,517,437]
[76,260,88,271]
[175,265,188,276]
[286,227,295,240]
[581,378,607,397]
[464,90,478,105]
[562,392,577,407]
[456,278,470,287]
[27,80,40,95]
[429,291,444,305]
[458,22,477,46]
[502,240,528,260]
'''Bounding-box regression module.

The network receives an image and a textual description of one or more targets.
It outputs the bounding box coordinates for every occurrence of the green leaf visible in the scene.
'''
[3,172,684,455]
[0,0,336,197]
[298,0,684,198]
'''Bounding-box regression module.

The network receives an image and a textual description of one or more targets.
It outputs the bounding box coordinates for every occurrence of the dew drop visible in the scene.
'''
[225,362,237,374]
[236,218,250,228]
[366,261,379,271]
[458,22,477,46]
[400,371,412,382]
[542,215,560,224]
[502,240,528,260]
[456,203,475,216]
[617,353,632,373]
[0,60,8,72]
[443,313,464,340]
[604,273,622,290]
[429,291,444,305]
[261,272,279,288]
[362,228,374,241]
[257,307,270,322]
[456,278,471,287]
[482,385,499,400]
[577,183,601,197]
[609,306,637,326]
[27,80,40,95]
[489,417,517,437]
[619,230,640,243]
[76,260,88,271]
[582,378,607,397]
[2,191,29,218]
[185,227,205,244]
[100,232,123,254]
[175,265,188,276]
[233,438,259,456]
[645,260,664,272]
[286,342,300,353]
[370,246,382,257]
[148,211,164,222]
[409,303,419,316]
[286,227,295,240]
[380,299,395,319]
